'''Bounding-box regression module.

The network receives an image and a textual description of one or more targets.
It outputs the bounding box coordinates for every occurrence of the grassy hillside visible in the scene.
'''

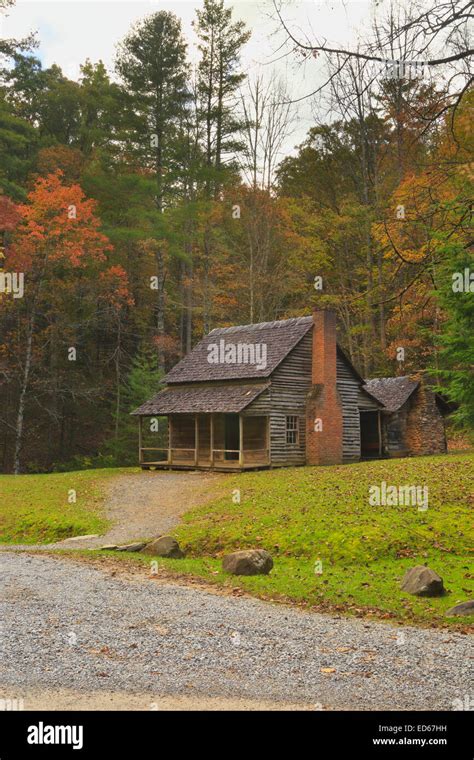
[176,454,472,561]
[1,454,472,627]
[0,469,132,543]
[140,453,473,627]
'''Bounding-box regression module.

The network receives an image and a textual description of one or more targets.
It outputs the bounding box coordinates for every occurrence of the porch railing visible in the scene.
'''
[139,447,196,465]
[140,446,270,467]
[212,448,270,465]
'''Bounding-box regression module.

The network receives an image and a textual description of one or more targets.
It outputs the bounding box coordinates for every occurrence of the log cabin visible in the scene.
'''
[132,309,447,470]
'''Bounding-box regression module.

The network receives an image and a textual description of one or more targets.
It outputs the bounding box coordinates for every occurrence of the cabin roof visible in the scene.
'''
[162,316,314,383]
[131,382,270,415]
[133,315,422,417]
[363,376,419,412]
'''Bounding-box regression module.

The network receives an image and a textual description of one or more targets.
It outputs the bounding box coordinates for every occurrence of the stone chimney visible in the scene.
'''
[404,373,447,456]
[306,309,343,465]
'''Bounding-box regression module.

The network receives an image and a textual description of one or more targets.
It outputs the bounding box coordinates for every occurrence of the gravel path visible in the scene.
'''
[1,552,472,711]
[1,471,224,551]
[76,470,224,548]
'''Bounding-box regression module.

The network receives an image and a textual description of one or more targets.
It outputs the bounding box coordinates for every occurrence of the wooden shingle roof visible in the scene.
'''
[162,316,313,383]
[131,382,270,415]
[363,377,419,412]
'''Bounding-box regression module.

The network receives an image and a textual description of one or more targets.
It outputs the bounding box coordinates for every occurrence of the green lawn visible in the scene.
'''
[0,468,136,543]
[109,452,473,628]
[2,454,472,628]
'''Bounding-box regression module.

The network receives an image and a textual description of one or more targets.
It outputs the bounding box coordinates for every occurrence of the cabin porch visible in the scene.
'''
[138,412,270,471]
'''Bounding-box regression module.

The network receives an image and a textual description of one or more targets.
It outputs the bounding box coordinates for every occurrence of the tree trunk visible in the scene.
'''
[114,313,122,441]
[377,249,386,352]
[155,247,166,371]
[185,258,193,354]
[13,311,35,474]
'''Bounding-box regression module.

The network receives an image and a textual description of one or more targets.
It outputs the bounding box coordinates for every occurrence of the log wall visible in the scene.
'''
[246,331,312,465]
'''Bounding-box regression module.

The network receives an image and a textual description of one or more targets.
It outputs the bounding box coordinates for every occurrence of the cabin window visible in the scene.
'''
[286,415,299,444]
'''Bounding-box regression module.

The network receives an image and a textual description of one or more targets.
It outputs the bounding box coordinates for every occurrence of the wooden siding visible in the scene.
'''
[242,387,271,415]
[169,414,194,448]
[358,387,382,410]
[246,334,375,466]
[336,352,362,462]
[197,414,211,459]
[384,408,410,456]
[245,331,312,466]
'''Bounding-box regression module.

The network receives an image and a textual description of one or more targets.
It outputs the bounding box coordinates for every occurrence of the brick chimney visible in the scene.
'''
[306,309,343,465]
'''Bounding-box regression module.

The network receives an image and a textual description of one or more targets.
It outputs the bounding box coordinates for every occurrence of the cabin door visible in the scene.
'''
[360,411,382,458]
[224,414,239,460]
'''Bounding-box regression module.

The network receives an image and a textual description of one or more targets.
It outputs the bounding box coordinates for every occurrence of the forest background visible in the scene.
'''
[0,0,472,472]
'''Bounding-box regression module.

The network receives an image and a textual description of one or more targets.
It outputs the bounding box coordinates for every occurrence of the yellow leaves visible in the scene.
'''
[373,161,465,270]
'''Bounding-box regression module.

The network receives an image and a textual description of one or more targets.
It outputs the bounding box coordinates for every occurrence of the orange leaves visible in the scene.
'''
[3,171,130,329]
[13,171,112,272]
[99,265,134,309]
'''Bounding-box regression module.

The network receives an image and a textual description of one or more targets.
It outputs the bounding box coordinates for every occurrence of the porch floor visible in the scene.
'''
[140,461,270,472]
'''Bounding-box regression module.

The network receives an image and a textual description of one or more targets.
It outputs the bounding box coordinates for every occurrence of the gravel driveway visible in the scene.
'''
[1,552,472,711]
[77,470,224,548]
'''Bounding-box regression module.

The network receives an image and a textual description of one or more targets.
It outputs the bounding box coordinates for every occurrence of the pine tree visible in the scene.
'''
[115,11,191,367]
[193,0,250,197]
[115,11,190,213]
[0,92,36,198]
[105,350,164,465]
[433,240,474,434]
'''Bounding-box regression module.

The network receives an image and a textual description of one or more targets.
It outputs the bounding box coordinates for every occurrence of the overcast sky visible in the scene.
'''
[1,0,374,157]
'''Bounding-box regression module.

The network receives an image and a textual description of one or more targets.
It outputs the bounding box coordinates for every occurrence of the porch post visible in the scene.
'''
[194,414,199,466]
[378,411,382,457]
[138,416,143,465]
[239,414,244,467]
[168,415,173,464]
[210,414,214,468]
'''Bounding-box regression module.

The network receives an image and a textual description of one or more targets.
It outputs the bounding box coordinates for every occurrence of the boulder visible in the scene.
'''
[222,549,273,576]
[400,566,445,597]
[116,542,146,552]
[445,600,474,617]
[141,536,184,559]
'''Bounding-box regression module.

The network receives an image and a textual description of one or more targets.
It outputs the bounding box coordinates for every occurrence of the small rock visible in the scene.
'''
[140,536,184,559]
[401,566,445,597]
[445,600,474,617]
[222,549,273,576]
[99,545,118,551]
[116,542,146,552]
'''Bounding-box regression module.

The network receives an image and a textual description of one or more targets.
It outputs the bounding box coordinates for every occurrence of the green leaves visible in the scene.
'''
[431,238,474,433]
